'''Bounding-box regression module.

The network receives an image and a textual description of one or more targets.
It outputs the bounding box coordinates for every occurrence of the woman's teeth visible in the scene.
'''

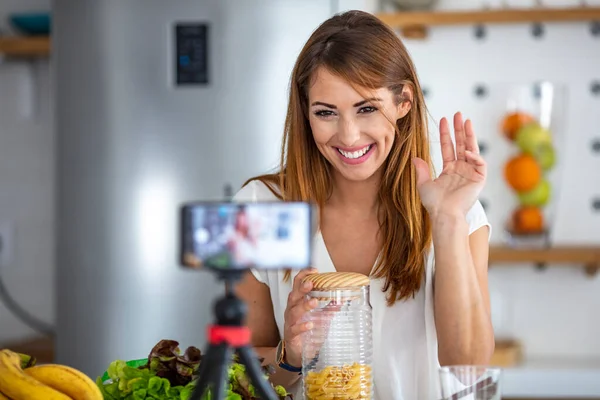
[337,145,372,159]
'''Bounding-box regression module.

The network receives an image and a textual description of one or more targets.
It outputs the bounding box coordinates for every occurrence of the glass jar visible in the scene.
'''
[301,272,373,400]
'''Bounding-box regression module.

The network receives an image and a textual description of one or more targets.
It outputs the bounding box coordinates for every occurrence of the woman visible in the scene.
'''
[227,207,258,267]
[233,10,494,400]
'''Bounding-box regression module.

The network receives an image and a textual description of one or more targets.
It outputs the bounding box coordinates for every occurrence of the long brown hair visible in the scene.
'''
[244,10,433,306]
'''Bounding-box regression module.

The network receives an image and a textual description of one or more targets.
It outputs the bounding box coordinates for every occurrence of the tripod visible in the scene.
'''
[190,270,279,400]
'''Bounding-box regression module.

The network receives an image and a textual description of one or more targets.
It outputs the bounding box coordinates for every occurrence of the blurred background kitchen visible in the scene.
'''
[0,0,599,399]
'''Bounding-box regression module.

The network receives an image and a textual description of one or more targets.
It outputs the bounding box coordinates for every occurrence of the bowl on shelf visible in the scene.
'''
[8,12,51,35]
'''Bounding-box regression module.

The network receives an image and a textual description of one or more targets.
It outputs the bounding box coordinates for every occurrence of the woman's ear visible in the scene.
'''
[396,86,413,119]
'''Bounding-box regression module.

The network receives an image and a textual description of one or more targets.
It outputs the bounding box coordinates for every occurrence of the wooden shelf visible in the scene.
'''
[0,336,54,364]
[376,7,600,38]
[489,246,600,276]
[0,36,50,58]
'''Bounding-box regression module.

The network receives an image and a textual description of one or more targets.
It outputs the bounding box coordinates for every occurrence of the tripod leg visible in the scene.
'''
[190,344,214,400]
[191,342,228,400]
[237,345,280,400]
[211,343,233,400]
[195,344,215,387]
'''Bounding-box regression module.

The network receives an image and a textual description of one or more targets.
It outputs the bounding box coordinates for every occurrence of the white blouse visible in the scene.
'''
[233,179,491,400]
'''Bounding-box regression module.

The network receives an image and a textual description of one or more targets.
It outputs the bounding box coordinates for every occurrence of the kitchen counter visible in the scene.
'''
[502,357,600,398]
[2,337,600,399]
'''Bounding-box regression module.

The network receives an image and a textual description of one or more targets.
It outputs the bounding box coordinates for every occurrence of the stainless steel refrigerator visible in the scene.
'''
[54,0,337,377]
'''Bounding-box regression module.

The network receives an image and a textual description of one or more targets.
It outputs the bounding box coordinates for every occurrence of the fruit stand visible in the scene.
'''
[498,82,562,247]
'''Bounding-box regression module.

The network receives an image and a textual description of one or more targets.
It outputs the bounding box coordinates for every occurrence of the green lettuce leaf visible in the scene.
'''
[97,359,192,400]
[97,340,294,400]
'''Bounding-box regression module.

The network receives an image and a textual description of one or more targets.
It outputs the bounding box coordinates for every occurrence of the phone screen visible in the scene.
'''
[180,201,315,270]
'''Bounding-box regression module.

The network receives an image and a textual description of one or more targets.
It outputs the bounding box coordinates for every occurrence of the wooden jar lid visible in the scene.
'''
[302,272,370,290]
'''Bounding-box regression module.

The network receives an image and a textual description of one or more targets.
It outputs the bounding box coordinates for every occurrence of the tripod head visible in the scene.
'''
[213,270,247,327]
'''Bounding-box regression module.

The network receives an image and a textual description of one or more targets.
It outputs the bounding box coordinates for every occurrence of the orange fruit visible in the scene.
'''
[511,206,544,234]
[504,154,542,192]
[501,112,535,141]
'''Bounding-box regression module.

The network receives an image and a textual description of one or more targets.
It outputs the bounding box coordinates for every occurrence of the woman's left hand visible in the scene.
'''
[412,112,487,220]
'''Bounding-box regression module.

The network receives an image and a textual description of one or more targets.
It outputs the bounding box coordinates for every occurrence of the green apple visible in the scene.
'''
[515,122,552,155]
[533,141,556,171]
[518,179,551,207]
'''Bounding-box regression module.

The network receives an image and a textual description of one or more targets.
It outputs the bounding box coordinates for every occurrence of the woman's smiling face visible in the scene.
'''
[307,67,410,183]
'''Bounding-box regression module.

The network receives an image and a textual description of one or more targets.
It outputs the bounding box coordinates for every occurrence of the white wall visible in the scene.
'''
[0,0,54,343]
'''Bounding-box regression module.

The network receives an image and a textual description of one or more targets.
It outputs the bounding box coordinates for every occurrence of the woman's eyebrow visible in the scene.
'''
[311,101,336,109]
[310,97,382,109]
[353,98,382,107]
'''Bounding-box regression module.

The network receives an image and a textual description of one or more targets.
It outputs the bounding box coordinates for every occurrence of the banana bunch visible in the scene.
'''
[0,349,103,400]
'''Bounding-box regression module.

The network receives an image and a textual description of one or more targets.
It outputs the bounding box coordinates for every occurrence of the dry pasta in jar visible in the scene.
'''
[301,272,373,400]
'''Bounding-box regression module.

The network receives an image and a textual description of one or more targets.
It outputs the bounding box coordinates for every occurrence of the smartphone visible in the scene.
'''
[180,201,315,271]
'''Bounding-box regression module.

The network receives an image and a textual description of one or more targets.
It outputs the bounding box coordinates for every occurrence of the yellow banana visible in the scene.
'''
[0,349,71,400]
[0,390,9,399]
[24,364,102,400]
